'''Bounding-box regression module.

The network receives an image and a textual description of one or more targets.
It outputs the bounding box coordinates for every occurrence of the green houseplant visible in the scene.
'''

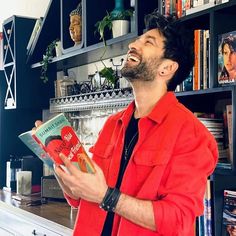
[95,8,133,87]
[40,39,59,83]
[95,8,133,44]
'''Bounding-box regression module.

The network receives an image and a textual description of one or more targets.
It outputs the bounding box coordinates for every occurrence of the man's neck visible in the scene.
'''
[131,80,167,119]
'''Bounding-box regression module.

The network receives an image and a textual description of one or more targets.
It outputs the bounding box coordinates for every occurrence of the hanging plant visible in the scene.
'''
[40,39,59,83]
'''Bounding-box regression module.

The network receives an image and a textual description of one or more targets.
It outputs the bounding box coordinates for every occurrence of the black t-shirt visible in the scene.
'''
[101,113,139,236]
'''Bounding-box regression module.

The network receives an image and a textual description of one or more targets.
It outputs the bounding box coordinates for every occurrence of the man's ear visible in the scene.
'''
[158,60,179,76]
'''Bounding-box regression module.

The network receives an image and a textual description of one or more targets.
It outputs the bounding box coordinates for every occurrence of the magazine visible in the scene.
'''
[18,113,95,174]
[222,190,236,235]
[218,30,236,85]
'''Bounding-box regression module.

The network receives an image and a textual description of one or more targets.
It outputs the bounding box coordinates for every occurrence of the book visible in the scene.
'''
[222,190,236,235]
[11,193,42,206]
[19,130,54,169]
[185,1,215,15]
[204,179,212,235]
[18,113,95,174]
[218,30,236,85]
[226,104,233,164]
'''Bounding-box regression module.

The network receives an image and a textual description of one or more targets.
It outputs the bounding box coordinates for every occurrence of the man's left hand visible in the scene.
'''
[54,153,108,204]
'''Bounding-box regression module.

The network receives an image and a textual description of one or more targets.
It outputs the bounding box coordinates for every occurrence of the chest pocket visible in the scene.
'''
[133,148,171,166]
[90,143,114,177]
[130,148,172,194]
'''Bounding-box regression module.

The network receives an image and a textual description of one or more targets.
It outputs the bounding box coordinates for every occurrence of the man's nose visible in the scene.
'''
[128,38,142,50]
[69,24,74,30]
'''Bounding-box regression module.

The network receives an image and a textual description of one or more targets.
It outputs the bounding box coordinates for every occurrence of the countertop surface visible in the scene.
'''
[0,189,77,230]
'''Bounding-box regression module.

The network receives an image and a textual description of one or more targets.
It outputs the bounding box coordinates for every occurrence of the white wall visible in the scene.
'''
[0,0,50,31]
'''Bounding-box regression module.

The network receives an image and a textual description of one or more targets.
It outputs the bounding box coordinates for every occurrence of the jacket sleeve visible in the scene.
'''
[153,119,218,235]
[64,193,80,208]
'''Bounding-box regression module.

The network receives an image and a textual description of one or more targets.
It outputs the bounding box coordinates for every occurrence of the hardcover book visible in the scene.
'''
[218,30,236,85]
[18,113,95,174]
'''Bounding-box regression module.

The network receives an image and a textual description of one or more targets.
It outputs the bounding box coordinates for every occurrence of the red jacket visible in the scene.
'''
[66,92,218,236]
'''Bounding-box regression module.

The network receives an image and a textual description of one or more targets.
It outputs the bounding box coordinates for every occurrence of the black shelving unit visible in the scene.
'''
[29,0,158,70]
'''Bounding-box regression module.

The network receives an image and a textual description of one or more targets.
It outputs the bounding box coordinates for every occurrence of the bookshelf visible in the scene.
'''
[9,0,236,235]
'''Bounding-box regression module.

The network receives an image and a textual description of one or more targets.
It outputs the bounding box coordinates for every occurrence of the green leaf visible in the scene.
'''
[99,67,116,84]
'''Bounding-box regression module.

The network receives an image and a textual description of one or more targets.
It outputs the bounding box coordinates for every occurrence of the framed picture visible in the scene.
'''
[218,30,236,85]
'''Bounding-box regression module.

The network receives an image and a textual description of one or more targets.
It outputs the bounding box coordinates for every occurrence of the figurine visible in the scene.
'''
[69,2,82,46]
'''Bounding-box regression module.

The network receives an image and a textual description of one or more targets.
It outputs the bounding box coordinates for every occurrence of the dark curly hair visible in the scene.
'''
[144,10,194,91]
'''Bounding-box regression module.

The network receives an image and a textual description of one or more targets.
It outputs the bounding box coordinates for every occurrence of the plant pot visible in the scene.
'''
[112,20,129,38]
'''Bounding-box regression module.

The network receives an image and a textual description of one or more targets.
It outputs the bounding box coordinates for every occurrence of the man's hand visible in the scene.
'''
[54,153,108,204]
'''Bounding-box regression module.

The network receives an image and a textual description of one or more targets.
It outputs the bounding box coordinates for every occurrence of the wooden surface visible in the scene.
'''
[0,189,77,229]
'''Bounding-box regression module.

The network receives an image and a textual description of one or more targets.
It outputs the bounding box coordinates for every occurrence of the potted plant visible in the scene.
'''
[95,8,133,43]
[94,7,133,88]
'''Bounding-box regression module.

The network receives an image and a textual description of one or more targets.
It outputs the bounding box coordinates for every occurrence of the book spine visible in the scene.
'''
[193,29,200,90]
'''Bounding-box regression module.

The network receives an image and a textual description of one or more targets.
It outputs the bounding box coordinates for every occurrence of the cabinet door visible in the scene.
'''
[0,226,15,236]
[0,202,73,236]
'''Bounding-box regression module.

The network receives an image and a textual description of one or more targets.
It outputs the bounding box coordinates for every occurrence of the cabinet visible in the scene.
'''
[28,0,236,235]
[2,16,35,109]
[0,16,54,188]
[0,201,73,236]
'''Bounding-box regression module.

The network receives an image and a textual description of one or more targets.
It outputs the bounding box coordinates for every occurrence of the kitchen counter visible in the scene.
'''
[0,189,76,235]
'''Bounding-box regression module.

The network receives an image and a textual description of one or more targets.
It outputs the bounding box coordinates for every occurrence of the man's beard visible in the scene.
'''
[121,58,161,82]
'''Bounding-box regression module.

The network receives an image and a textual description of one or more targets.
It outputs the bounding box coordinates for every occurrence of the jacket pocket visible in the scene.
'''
[133,148,171,166]
[126,148,171,196]
[90,143,114,159]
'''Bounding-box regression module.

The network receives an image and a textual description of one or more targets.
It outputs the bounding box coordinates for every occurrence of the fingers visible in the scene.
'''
[58,153,81,175]
[90,160,102,174]
[32,120,43,132]
[35,120,43,128]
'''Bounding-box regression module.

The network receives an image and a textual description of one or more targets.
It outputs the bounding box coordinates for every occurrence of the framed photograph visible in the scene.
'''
[218,30,236,85]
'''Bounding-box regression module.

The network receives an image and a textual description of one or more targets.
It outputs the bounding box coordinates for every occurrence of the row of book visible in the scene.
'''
[196,179,212,236]
[175,29,210,92]
[159,0,229,18]
[193,106,232,169]
[177,26,236,93]
[196,183,236,236]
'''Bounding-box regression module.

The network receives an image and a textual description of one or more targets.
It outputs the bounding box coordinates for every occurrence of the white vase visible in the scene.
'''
[112,20,129,38]
[55,40,62,57]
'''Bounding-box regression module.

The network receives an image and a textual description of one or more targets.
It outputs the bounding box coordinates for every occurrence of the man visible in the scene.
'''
[219,34,236,82]
[69,2,82,45]
[50,11,218,235]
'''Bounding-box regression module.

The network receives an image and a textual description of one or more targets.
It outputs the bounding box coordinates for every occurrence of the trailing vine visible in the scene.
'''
[40,39,59,83]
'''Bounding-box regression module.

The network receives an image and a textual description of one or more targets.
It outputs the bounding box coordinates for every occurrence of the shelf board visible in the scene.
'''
[175,86,234,97]
[31,32,137,70]
[50,88,133,113]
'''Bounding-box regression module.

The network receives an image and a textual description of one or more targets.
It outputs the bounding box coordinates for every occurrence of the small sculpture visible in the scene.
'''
[69,2,82,45]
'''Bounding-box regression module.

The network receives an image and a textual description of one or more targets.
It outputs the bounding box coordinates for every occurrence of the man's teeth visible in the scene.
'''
[128,55,140,62]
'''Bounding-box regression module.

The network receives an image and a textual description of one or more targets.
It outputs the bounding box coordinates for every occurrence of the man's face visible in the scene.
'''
[69,14,82,44]
[121,29,166,81]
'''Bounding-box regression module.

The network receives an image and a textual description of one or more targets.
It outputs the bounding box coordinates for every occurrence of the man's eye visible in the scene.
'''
[146,40,153,45]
